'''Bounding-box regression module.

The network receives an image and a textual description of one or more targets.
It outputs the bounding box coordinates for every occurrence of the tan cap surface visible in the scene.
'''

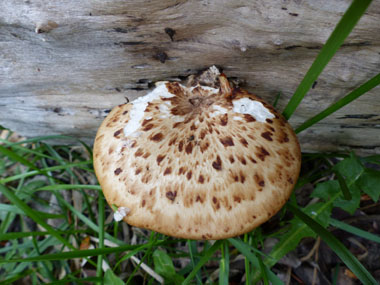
[93,72,301,240]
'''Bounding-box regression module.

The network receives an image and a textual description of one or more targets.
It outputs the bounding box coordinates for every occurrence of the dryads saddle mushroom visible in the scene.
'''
[93,67,301,240]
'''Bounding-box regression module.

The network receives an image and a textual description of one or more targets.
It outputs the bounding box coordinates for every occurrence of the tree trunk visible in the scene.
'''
[1,0,379,153]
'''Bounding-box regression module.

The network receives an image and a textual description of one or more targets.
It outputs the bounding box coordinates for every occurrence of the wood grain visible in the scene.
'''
[1,0,379,153]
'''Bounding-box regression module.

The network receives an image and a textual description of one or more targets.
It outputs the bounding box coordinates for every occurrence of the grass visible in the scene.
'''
[1,0,380,284]
[1,142,378,284]
[282,0,373,120]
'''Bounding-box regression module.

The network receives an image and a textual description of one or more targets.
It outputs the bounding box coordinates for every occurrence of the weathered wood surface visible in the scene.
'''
[1,0,380,153]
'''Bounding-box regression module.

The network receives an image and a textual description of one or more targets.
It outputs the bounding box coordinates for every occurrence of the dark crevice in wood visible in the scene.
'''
[339,144,380,150]
[338,114,378,119]
[340,124,380,129]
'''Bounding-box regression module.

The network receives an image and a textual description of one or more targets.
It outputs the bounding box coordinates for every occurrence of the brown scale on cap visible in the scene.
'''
[93,66,301,240]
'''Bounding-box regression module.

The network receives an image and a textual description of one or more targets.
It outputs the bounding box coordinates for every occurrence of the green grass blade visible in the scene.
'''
[96,193,105,283]
[361,155,380,165]
[0,138,58,161]
[332,264,340,285]
[46,277,102,285]
[287,204,377,284]
[0,203,64,219]
[330,218,380,243]
[0,231,62,254]
[0,243,158,263]
[126,232,158,285]
[39,145,98,224]
[0,145,39,171]
[258,252,269,285]
[254,233,269,285]
[282,0,373,119]
[243,234,251,285]
[296,72,380,133]
[37,184,102,191]
[0,230,89,241]
[0,161,92,184]
[187,240,202,284]
[0,184,75,251]
[183,240,223,285]
[219,241,229,285]
[228,238,283,285]
[53,191,124,246]
[0,268,34,285]
[113,244,150,269]
[334,170,352,200]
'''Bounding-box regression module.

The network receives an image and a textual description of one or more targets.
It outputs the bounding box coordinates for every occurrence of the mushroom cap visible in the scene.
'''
[93,71,301,240]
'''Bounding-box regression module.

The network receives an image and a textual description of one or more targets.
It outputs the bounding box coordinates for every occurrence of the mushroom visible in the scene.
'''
[93,66,301,240]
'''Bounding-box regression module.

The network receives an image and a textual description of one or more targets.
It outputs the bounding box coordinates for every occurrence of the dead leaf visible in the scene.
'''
[80,236,91,250]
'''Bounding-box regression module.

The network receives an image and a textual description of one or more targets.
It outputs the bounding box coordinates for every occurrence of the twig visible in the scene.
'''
[348,237,368,260]
[285,266,292,285]
[312,238,319,285]
[90,237,164,284]
[130,255,164,284]
[300,237,321,262]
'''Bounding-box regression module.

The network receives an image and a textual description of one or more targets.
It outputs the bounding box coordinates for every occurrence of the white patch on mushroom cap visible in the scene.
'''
[172,116,185,122]
[209,105,228,118]
[114,207,130,222]
[190,85,219,94]
[213,105,228,113]
[159,103,171,113]
[232,98,275,122]
[233,116,243,121]
[130,131,143,138]
[123,84,174,137]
